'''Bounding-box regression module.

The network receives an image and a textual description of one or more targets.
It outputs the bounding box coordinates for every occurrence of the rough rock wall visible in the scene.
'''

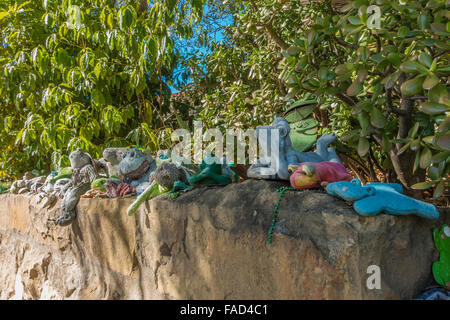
[0,180,448,300]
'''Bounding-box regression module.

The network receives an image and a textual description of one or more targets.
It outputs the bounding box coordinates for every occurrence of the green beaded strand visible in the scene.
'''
[268,186,296,244]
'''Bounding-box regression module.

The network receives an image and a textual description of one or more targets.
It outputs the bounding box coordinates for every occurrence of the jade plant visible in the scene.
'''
[184,0,449,198]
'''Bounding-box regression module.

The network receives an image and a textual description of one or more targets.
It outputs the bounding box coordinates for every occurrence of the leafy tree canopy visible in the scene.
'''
[181,0,449,199]
[0,0,206,177]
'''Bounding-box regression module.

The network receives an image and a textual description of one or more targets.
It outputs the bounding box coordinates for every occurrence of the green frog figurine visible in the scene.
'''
[188,154,234,186]
[432,225,450,287]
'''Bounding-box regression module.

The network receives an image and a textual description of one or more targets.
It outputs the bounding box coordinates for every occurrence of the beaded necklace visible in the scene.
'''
[268,186,296,244]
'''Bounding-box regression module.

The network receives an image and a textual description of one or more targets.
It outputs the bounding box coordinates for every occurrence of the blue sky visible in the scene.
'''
[169,4,233,93]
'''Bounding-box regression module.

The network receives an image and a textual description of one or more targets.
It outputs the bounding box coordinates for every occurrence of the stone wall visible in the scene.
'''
[0,180,448,300]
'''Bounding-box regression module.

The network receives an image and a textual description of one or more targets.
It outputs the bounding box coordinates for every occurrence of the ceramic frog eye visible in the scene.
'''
[287,164,299,175]
[444,226,450,238]
[365,186,376,196]
[301,164,315,176]
[130,150,135,157]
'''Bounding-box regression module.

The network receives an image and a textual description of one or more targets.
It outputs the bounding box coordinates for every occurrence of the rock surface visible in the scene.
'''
[0,180,448,300]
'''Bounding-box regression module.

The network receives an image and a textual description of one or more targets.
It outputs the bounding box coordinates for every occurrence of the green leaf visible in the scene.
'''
[357,69,368,83]
[144,101,153,124]
[382,70,401,89]
[56,48,70,68]
[175,112,189,131]
[430,22,449,35]
[107,12,114,29]
[429,84,449,104]
[422,135,434,144]
[91,89,105,106]
[0,11,9,20]
[418,102,449,115]
[370,107,386,128]
[357,111,370,133]
[357,136,370,157]
[411,181,435,190]
[348,16,362,25]
[399,61,428,74]
[318,68,328,82]
[130,71,146,95]
[433,181,445,199]
[417,13,428,30]
[437,116,450,133]
[387,53,402,67]
[357,46,369,62]
[432,151,450,163]
[428,166,440,180]
[286,46,300,56]
[410,139,420,151]
[422,73,439,90]
[413,149,420,174]
[307,30,316,45]
[397,26,409,38]
[93,63,101,79]
[436,134,450,151]
[382,134,392,152]
[420,147,432,169]
[80,51,92,71]
[400,76,425,96]
[119,6,135,30]
[335,63,354,75]
[43,13,54,27]
[418,52,433,68]
[346,80,362,96]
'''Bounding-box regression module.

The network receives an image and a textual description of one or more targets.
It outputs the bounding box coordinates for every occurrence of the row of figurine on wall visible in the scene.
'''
[6,116,440,225]
[3,116,449,291]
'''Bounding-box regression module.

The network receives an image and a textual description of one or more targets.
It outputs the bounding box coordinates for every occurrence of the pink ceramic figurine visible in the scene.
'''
[288,162,353,189]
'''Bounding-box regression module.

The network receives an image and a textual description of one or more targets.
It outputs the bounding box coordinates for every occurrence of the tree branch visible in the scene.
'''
[373,34,382,53]
[139,0,148,14]
[335,93,357,106]
[265,23,289,51]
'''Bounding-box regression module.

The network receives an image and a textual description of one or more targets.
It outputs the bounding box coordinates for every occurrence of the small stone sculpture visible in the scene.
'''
[247,117,340,180]
[156,149,199,177]
[55,148,102,226]
[117,146,156,189]
[99,147,127,177]
[288,162,353,189]
[152,162,189,189]
[127,162,190,216]
[326,179,439,220]
[9,173,46,195]
[188,154,233,186]
[433,225,450,288]
[105,180,136,198]
[104,146,156,198]
[33,173,65,209]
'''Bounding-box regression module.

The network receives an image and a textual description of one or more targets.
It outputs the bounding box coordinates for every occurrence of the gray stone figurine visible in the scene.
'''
[55,148,103,226]
[247,117,340,180]
[117,146,157,189]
